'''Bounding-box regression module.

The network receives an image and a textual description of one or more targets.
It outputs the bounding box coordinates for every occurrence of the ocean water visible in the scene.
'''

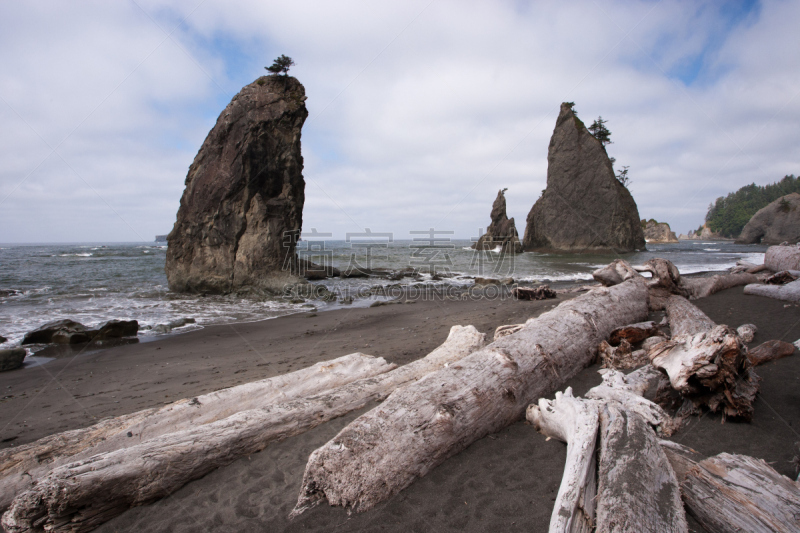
[0,240,766,352]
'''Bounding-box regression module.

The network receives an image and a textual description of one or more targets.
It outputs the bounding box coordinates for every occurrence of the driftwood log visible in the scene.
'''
[513,285,556,300]
[765,243,800,271]
[744,278,800,302]
[526,389,599,533]
[528,373,685,532]
[594,403,688,533]
[597,374,800,532]
[747,339,796,366]
[680,272,760,299]
[592,259,640,287]
[731,260,769,274]
[2,326,485,533]
[651,295,759,420]
[291,278,650,516]
[585,369,677,436]
[766,270,799,284]
[661,441,800,533]
[0,352,394,512]
[597,340,648,370]
[663,293,717,336]
[595,258,759,310]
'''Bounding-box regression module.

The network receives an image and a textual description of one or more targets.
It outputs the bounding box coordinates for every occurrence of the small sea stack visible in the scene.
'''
[472,189,523,253]
[522,103,645,253]
[165,76,308,294]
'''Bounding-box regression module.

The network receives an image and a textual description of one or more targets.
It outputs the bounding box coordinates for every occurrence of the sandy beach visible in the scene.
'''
[2,286,799,532]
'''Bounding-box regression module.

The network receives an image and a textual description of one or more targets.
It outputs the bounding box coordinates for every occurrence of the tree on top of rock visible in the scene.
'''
[266,55,295,76]
[589,116,612,146]
[564,101,577,115]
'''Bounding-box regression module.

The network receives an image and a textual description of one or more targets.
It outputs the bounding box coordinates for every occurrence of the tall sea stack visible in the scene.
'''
[166,76,308,293]
[522,103,645,253]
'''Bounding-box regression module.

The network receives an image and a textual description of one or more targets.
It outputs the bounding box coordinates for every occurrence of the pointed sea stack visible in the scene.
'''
[472,189,523,253]
[166,76,308,294]
[522,103,645,253]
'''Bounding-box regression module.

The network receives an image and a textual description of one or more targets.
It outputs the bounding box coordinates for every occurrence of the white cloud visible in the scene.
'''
[0,0,798,243]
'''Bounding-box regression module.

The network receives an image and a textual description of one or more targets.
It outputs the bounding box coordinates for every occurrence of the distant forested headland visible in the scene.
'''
[705,174,800,238]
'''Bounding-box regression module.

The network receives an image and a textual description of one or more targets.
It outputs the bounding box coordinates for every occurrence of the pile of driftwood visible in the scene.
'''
[1,255,799,533]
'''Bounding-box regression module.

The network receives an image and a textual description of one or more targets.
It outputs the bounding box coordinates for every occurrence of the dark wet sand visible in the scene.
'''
[2,286,799,532]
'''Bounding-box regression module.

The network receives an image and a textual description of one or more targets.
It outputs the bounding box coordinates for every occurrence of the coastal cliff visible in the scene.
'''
[642,219,679,243]
[736,192,800,244]
[472,189,523,253]
[166,76,308,294]
[522,103,645,253]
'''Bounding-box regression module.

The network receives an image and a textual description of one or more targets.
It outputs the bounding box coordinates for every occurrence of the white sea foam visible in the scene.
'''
[704,248,721,251]
[60,253,93,257]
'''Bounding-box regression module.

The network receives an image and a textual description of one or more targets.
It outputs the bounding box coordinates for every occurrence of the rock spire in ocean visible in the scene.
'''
[166,76,308,293]
[522,103,645,253]
[472,189,522,253]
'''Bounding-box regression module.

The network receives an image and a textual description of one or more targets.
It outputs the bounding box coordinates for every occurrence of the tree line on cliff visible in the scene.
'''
[704,174,800,238]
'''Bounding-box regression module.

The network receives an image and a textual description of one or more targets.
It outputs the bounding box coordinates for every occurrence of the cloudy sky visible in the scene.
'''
[1,0,798,243]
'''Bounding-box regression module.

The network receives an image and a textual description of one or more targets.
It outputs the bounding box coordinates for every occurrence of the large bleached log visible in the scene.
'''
[661,441,800,533]
[527,388,599,533]
[2,326,485,533]
[0,352,394,512]
[292,279,650,516]
[594,403,688,533]
[765,243,800,271]
[744,278,800,302]
[664,294,717,336]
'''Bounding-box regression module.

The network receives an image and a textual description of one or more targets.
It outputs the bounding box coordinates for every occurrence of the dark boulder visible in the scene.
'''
[522,103,645,253]
[95,320,139,339]
[299,259,340,280]
[0,348,26,372]
[22,319,91,345]
[736,193,800,244]
[165,76,309,294]
[21,319,138,346]
[472,189,523,253]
